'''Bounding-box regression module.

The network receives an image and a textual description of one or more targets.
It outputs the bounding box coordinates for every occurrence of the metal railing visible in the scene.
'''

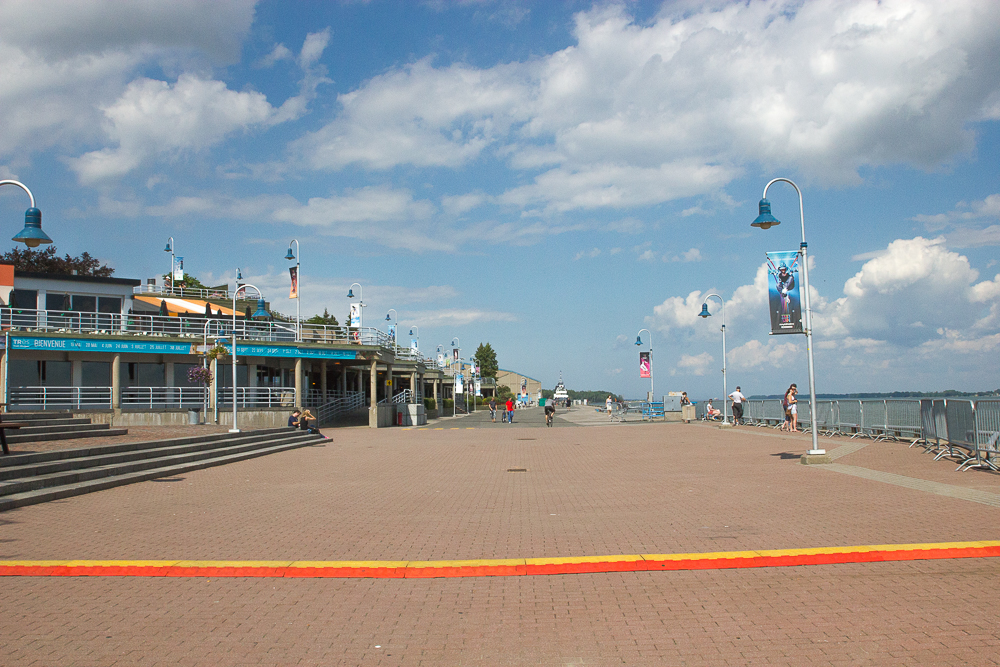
[217,387,296,408]
[121,386,207,409]
[10,386,112,410]
[133,284,233,300]
[1,307,391,346]
[378,389,412,406]
[316,391,368,425]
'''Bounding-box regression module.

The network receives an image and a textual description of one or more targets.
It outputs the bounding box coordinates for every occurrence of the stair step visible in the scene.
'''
[0,430,303,481]
[2,418,97,428]
[0,433,325,512]
[0,433,321,496]
[10,423,112,436]
[0,427,295,467]
[5,428,128,445]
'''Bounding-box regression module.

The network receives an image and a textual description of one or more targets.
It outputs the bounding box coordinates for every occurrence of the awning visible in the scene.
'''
[134,295,237,317]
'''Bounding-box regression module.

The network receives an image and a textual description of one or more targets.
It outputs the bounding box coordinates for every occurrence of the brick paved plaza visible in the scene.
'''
[2,408,1000,665]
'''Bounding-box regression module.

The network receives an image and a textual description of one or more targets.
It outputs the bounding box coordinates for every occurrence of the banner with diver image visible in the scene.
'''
[765,250,803,335]
[639,351,651,378]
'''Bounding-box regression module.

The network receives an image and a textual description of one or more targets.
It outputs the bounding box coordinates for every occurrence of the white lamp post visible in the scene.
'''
[635,328,653,401]
[347,283,364,341]
[752,178,823,456]
[229,283,269,433]
[164,237,175,292]
[698,294,729,426]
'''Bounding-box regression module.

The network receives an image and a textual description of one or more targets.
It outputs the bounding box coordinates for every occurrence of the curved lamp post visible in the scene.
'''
[1,180,52,248]
[229,283,270,433]
[347,283,364,339]
[635,328,653,400]
[753,178,823,456]
[164,237,175,292]
[451,337,461,417]
[284,240,301,341]
[698,294,728,425]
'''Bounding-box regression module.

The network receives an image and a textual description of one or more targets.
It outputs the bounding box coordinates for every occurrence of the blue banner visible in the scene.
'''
[12,337,196,355]
[765,250,803,334]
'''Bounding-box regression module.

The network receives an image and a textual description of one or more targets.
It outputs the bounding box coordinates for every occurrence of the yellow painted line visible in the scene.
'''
[287,560,408,569]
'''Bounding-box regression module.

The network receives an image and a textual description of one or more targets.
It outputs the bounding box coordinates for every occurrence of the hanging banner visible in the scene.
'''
[475,379,482,397]
[388,324,396,341]
[520,378,527,396]
[437,353,445,368]
[349,303,361,328]
[288,266,298,299]
[453,348,459,362]
[639,351,651,378]
[173,257,184,281]
[411,339,418,351]
[455,373,464,394]
[765,251,803,335]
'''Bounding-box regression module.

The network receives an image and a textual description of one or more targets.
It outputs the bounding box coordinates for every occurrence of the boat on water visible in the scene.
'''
[553,373,569,402]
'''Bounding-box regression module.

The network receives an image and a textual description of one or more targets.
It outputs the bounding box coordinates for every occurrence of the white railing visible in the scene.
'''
[0,308,391,347]
[378,389,411,406]
[10,386,112,410]
[121,386,207,409]
[316,392,368,425]
[217,386,296,408]
[133,284,233,300]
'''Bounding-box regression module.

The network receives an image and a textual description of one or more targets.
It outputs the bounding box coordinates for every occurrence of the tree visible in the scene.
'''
[161,272,210,291]
[306,308,338,326]
[0,246,114,277]
[474,342,498,378]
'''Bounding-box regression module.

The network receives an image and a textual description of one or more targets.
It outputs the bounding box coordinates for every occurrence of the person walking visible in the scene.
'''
[781,384,798,432]
[729,386,746,425]
[606,395,613,417]
[505,397,514,424]
[489,396,497,423]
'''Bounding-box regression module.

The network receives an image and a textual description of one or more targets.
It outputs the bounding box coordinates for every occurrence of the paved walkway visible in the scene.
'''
[2,415,999,665]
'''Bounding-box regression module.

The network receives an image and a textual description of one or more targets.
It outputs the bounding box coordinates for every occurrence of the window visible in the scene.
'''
[82,362,110,386]
[98,297,122,314]
[71,295,97,312]
[10,289,37,309]
[46,293,71,311]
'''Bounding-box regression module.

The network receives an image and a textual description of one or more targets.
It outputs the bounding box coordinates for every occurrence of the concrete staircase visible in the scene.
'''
[2,411,128,444]
[0,427,324,511]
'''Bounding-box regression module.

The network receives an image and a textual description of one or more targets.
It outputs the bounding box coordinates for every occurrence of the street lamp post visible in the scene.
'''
[164,237,175,292]
[284,240,301,341]
[229,283,270,433]
[385,309,397,354]
[698,295,729,426]
[408,326,419,354]
[635,328,653,401]
[752,178,823,456]
[347,283,364,342]
[1,180,52,248]
[452,337,461,417]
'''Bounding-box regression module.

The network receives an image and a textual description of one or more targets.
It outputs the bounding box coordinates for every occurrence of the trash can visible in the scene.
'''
[188,408,201,425]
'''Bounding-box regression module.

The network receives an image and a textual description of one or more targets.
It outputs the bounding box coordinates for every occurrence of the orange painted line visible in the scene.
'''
[2,542,998,579]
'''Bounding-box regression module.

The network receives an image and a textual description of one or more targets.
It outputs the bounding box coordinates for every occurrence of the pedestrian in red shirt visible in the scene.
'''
[505,398,514,424]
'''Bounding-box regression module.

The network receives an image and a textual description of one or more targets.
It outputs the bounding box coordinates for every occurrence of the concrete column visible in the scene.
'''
[410,371,417,402]
[165,361,175,387]
[320,361,328,399]
[386,364,394,402]
[338,366,346,393]
[0,345,7,409]
[248,363,258,387]
[71,359,83,387]
[209,358,217,413]
[111,354,121,409]
[434,378,440,406]
[356,369,363,396]
[369,358,378,428]
[294,357,304,408]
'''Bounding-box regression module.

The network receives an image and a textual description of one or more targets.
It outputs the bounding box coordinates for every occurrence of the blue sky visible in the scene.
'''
[1,0,998,399]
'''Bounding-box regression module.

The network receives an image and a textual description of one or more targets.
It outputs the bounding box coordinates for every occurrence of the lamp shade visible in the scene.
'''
[751,198,780,229]
[252,298,270,320]
[236,269,243,281]
[284,248,295,260]
[699,303,711,318]
[164,241,172,252]
[347,289,354,298]
[635,335,642,346]
[12,208,52,248]
[409,329,415,335]
[385,313,391,321]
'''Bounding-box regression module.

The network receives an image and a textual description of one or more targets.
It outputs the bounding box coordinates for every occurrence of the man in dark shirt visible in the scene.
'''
[288,410,301,428]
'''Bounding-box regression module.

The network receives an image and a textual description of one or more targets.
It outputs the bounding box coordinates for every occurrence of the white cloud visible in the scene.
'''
[637,249,657,262]
[442,192,488,216]
[913,194,1000,248]
[405,308,519,327]
[676,352,714,376]
[289,0,1000,213]
[728,339,801,370]
[574,248,601,260]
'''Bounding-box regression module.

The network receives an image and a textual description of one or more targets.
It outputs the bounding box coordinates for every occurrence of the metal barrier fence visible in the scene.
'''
[122,386,207,409]
[316,392,368,425]
[9,386,112,410]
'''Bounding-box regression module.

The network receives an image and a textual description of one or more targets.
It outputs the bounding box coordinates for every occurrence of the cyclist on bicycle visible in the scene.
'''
[544,400,556,427]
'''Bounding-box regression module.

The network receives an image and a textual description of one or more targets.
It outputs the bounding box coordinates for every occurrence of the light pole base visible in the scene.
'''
[801,452,831,465]
[228,428,241,433]
[717,421,734,429]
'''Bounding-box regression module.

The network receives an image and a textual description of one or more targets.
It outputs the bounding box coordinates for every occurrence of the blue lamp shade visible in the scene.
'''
[236,268,243,282]
[635,335,642,346]
[164,241,172,252]
[409,329,415,335]
[252,298,270,320]
[699,303,711,318]
[751,198,780,229]
[12,208,53,248]
[284,248,295,260]
[347,289,355,298]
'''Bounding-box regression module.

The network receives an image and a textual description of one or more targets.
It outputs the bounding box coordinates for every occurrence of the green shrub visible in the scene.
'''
[423,397,436,411]
[443,399,454,410]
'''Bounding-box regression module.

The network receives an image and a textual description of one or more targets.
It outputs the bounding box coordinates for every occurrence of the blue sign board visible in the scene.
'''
[13,337,195,355]
[230,344,357,360]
